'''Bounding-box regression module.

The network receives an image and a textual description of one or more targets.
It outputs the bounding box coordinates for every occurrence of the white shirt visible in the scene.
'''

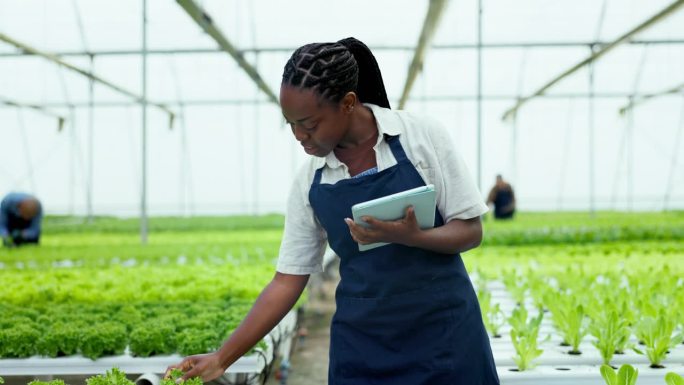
[276,104,488,275]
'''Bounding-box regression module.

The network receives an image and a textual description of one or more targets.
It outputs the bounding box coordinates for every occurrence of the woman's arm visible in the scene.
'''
[167,272,309,381]
[345,206,483,255]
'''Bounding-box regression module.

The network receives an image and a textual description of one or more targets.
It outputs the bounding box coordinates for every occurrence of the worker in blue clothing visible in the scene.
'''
[167,37,499,384]
[1,192,43,247]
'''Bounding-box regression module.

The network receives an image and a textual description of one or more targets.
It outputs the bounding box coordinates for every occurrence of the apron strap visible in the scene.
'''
[387,135,408,163]
[313,166,324,185]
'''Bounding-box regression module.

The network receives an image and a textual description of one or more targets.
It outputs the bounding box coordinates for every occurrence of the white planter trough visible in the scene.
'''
[0,310,297,385]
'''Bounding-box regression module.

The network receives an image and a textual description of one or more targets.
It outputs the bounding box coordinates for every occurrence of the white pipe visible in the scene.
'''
[135,373,161,385]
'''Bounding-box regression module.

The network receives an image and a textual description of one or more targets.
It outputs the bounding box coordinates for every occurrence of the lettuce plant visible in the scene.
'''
[502,269,527,305]
[590,311,631,365]
[633,311,684,368]
[80,323,127,360]
[86,367,134,385]
[28,381,67,385]
[477,288,505,338]
[162,368,203,385]
[665,372,684,385]
[129,322,176,357]
[0,324,40,358]
[599,364,638,385]
[37,322,81,357]
[544,291,588,354]
[508,306,545,371]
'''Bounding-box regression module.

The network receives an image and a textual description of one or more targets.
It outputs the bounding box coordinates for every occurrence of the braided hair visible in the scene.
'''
[282,37,391,109]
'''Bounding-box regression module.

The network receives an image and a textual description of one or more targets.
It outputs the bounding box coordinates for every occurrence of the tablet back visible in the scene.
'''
[351,184,436,251]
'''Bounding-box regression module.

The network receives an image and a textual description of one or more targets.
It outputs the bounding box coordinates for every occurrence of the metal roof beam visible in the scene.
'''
[176,0,278,105]
[1,97,66,131]
[398,0,450,109]
[501,0,684,121]
[2,39,684,58]
[0,32,175,128]
[619,81,684,114]
[7,92,669,109]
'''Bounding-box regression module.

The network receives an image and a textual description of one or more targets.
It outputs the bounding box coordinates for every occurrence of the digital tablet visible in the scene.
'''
[351,184,436,251]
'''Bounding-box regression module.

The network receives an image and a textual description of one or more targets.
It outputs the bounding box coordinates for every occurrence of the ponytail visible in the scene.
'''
[337,37,391,109]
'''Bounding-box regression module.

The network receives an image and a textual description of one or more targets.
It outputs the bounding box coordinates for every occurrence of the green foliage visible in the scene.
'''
[37,322,81,357]
[162,368,203,385]
[665,372,684,385]
[28,381,67,385]
[508,306,545,371]
[590,311,631,365]
[481,211,684,246]
[0,324,41,357]
[85,368,134,385]
[544,291,588,354]
[176,328,221,356]
[477,287,505,338]
[501,269,527,304]
[633,310,684,367]
[599,364,638,385]
[129,322,177,357]
[80,323,128,360]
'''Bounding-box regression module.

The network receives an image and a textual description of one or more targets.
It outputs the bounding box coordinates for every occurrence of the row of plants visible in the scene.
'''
[0,263,274,304]
[0,226,281,360]
[0,368,202,385]
[481,211,684,246]
[42,212,680,237]
[0,231,282,268]
[0,300,265,359]
[472,246,684,371]
[600,364,684,385]
[42,215,286,234]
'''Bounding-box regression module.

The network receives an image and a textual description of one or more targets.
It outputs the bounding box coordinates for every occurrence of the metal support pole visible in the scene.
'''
[252,53,260,215]
[141,0,149,243]
[87,55,94,222]
[627,104,634,211]
[588,48,596,217]
[477,0,483,194]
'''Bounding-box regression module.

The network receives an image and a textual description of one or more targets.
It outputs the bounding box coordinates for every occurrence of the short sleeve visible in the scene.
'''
[276,165,328,275]
[426,118,488,222]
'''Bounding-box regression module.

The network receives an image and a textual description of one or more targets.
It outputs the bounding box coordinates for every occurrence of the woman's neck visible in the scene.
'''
[337,104,378,149]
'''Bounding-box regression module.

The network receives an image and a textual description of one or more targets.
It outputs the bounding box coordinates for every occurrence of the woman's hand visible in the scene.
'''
[345,208,483,255]
[344,206,421,247]
[165,352,226,382]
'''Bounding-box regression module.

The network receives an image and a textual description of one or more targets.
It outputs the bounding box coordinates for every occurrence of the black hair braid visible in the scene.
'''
[282,37,391,109]
[337,37,390,109]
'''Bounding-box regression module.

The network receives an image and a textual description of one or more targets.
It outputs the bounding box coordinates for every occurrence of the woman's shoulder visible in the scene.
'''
[367,104,446,139]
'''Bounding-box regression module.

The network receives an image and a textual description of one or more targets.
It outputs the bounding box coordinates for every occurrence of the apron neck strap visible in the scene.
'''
[387,134,407,163]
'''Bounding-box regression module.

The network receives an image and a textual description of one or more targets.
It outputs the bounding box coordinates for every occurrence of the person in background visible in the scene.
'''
[487,174,516,219]
[167,37,499,384]
[1,192,43,247]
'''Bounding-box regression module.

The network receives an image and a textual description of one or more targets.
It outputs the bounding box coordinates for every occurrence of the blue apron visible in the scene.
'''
[309,135,499,384]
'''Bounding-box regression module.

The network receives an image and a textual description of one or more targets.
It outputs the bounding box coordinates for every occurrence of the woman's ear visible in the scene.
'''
[342,92,358,114]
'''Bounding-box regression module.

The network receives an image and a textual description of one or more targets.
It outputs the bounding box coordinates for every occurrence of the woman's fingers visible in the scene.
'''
[165,357,196,379]
[180,364,202,381]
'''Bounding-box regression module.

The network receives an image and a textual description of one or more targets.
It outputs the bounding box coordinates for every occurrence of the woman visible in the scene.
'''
[168,37,499,385]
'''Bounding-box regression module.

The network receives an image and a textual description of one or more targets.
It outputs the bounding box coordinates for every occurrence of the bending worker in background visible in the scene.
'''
[487,174,516,220]
[168,37,499,384]
[1,192,43,247]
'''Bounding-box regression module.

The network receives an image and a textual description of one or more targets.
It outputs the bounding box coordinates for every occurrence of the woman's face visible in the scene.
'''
[280,85,351,157]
